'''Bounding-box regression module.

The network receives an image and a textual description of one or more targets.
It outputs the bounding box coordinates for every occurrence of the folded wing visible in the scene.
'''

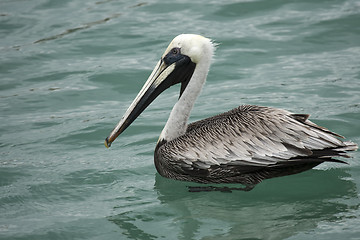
[156,105,357,183]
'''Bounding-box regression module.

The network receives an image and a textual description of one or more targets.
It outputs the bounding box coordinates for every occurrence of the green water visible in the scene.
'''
[1,0,360,239]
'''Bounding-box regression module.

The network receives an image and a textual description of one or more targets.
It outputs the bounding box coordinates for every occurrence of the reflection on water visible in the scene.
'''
[109,169,357,240]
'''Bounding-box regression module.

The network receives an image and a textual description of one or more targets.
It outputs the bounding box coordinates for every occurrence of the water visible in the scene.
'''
[1,0,360,239]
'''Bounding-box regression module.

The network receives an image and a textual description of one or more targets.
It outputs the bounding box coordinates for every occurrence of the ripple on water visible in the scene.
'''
[1,0,360,239]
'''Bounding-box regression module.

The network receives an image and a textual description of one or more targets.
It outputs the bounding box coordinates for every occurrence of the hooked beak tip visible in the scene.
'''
[104,137,111,148]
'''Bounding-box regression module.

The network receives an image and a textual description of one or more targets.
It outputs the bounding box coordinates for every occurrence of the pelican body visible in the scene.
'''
[105,34,357,191]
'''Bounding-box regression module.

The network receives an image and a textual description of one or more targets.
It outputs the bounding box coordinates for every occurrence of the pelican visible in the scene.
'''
[105,34,358,191]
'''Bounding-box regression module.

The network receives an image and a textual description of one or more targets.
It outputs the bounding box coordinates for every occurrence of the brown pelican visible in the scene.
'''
[105,34,358,191]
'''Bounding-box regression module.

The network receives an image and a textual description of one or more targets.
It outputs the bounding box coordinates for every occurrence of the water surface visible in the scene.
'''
[1,0,360,239]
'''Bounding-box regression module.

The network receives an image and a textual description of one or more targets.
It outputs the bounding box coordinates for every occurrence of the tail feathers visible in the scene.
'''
[303,141,358,164]
[322,158,348,164]
[335,141,358,152]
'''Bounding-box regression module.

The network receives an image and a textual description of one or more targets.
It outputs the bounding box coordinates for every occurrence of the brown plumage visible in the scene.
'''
[155,105,357,190]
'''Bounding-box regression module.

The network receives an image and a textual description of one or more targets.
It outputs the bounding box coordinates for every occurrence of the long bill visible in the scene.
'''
[105,49,196,148]
[104,60,176,148]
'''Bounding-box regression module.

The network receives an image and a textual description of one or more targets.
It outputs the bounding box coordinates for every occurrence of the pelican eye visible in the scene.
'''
[171,47,180,55]
[163,47,183,65]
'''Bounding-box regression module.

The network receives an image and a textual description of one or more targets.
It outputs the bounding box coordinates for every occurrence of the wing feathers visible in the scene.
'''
[157,105,357,175]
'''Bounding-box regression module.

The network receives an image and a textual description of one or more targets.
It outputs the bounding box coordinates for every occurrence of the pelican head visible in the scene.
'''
[105,34,215,148]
